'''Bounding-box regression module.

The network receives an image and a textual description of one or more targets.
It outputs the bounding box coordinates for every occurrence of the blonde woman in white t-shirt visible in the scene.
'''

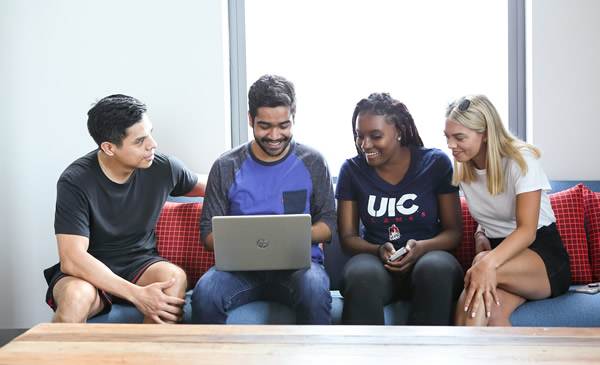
[444,95,571,326]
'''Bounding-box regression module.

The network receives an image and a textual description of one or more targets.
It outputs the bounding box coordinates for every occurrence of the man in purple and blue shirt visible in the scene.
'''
[192,75,336,324]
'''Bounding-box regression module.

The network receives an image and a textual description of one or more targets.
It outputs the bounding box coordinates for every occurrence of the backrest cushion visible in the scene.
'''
[548,184,592,284]
[455,197,477,273]
[582,186,600,282]
[155,202,215,289]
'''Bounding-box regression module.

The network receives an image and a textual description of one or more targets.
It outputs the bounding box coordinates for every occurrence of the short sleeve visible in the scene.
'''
[54,180,90,237]
[168,155,198,197]
[511,150,551,195]
[434,151,459,195]
[335,159,358,201]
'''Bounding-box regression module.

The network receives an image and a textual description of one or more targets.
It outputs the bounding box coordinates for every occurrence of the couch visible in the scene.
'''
[89,181,600,326]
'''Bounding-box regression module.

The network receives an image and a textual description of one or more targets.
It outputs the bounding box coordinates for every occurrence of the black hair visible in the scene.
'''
[87,94,147,147]
[248,74,296,123]
[351,92,423,155]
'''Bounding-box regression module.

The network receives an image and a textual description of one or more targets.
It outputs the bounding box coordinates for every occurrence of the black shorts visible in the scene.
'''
[489,223,572,297]
[44,253,168,313]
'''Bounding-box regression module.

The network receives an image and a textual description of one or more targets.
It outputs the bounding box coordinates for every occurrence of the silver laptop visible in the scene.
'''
[212,214,312,271]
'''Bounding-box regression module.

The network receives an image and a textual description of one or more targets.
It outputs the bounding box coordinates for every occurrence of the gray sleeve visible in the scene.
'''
[301,146,337,243]
[199,157,233,246]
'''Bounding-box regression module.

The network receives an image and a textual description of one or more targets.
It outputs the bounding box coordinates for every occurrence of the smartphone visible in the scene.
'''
[575,283,600,294]
[389,247,408,262]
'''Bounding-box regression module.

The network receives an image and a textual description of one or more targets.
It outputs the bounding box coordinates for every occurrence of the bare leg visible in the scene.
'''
[135,261,187,324]
[52,277,105,323]
[455,248,550,326]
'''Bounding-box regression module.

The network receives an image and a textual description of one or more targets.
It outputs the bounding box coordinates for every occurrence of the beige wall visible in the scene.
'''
[0,0,230,328]
[527,0,600,180]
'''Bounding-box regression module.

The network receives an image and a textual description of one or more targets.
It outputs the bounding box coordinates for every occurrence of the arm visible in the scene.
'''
[311,221,332,244]
[57,234,186,323]
[473,190,540,271]
[386,191,463,273]
[462,190,541,316]
[203,232,214,252]
[184,173,208,197]
[337,199,382,258]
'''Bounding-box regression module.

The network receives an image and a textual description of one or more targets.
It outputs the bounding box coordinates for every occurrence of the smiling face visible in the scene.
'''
[111,114,157,170]
[444,119,487,169]
[250,105,294,162]
[355,113,402,168]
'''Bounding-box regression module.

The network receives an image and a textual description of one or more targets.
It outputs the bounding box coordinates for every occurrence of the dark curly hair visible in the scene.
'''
[87,94,147,147]
[351,92,423,155]
[248,74,296,123]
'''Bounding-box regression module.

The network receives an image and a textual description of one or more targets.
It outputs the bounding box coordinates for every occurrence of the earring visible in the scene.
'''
[397,137,402,142]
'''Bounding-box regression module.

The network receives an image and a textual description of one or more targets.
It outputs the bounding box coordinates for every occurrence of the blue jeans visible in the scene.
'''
[191,262,332,324]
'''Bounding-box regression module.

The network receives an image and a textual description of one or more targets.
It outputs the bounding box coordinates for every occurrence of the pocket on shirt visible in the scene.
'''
[283,189,307,214]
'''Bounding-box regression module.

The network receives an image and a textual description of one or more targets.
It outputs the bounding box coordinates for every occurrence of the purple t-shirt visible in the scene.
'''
[335,146,457,248]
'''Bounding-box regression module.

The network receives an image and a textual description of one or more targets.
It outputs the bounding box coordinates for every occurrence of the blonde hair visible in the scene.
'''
[445,95,541,195]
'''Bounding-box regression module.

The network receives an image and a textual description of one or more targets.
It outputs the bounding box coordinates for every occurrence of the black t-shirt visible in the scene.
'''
[54,150,197,263]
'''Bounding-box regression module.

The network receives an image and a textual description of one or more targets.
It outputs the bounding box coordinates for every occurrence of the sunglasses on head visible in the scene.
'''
[458,99,471,112]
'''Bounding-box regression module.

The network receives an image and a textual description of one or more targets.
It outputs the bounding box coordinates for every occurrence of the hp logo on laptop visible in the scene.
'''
[256,238,269,249]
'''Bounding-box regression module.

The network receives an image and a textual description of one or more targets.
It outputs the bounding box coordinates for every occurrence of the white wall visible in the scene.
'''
[527,0,600,180]
[0,0,230,328]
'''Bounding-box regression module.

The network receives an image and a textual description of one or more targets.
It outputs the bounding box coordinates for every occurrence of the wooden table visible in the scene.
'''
[1,323,599,364]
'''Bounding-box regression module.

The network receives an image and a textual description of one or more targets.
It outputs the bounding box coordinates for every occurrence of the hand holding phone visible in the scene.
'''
[389,247,408,262]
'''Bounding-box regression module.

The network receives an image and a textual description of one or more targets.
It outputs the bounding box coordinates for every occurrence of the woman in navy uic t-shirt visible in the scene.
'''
[335,93,464,325]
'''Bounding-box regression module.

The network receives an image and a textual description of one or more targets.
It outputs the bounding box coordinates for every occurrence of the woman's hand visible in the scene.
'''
[474,233,492,255]
[377,242,395,263]
[384,239,421,275]
[462,255,500,319]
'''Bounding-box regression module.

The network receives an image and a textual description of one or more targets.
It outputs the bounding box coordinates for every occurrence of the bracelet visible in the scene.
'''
[474,229,486,240]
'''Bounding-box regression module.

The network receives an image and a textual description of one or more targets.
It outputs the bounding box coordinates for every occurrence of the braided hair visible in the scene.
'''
[351,92,423,155]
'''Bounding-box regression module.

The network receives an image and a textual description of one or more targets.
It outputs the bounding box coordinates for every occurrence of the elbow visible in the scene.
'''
[525,231,537,246]
[445,226,463,250]
[338,234,356,256]
[60,260,77,277]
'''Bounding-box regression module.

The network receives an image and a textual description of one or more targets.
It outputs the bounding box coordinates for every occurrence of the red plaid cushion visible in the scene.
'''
[454,196,477,273]
[549,184,592,284]
[582,186,600,281]
[155,202,214,289]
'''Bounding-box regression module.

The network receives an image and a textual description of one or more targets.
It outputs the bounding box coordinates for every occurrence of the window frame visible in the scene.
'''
[228,0,526,147]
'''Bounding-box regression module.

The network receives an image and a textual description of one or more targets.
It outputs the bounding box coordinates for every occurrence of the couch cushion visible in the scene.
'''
[454,197,477,273]
[510,286,600,327]
[582,186,600,282]
[548,184,592,284]
[155,202,214,288]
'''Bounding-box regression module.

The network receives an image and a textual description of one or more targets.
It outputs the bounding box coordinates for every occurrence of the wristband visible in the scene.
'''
[474,228,486,240]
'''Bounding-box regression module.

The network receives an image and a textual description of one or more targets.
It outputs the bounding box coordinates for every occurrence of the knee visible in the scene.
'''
[292,264,331,303]
[54,279,98,322]
[191,269,224,309]
[158,264,188,291]
[342,254,387,286]
[413,251,463,284]
[472,251,490,265]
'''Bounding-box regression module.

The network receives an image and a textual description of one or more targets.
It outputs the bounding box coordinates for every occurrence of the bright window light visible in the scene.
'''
[246,0,508,175]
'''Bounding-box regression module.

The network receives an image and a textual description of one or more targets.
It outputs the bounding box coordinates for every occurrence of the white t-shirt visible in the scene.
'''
[460,149,555,239]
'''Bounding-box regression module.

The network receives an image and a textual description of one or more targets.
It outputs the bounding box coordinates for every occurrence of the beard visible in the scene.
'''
[254,135,292,157]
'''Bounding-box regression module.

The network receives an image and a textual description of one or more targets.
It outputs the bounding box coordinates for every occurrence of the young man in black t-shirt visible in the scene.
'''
[44,94,206,323]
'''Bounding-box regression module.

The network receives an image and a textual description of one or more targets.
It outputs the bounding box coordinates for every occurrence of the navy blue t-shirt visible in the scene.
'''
[335,146,458,248]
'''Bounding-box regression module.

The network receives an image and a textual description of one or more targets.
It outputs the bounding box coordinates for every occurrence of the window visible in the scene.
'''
[241,0,512,175]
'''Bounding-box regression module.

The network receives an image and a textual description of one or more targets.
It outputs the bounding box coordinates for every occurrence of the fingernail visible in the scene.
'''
[487,312,491,318]
[464,306,468,312]
[471,312,475,318]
